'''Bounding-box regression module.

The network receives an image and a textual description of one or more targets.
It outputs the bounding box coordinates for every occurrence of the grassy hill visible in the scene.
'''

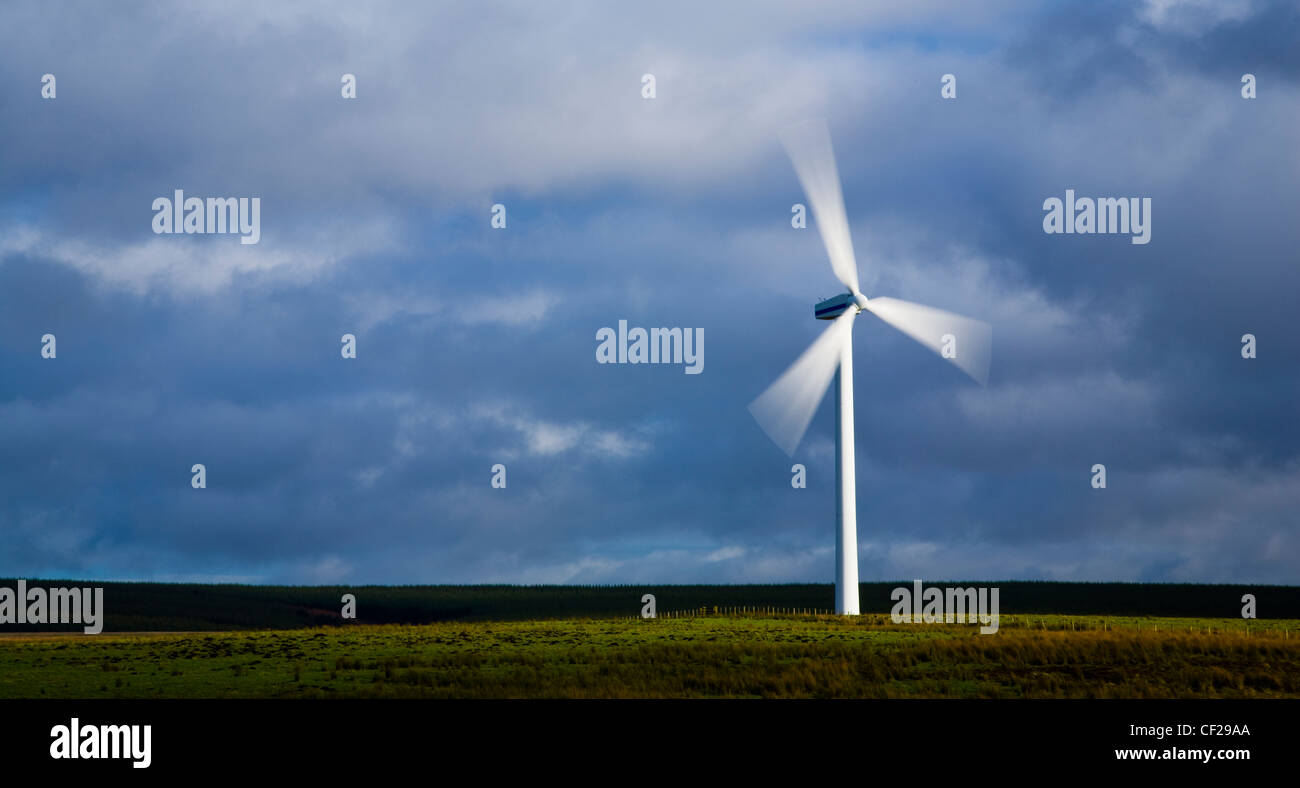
[3,615,1298,699]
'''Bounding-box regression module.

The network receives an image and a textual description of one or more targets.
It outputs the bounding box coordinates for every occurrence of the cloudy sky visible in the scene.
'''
[1,0,1296,585]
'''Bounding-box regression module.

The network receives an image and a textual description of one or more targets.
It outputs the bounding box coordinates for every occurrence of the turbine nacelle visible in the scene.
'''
[814,292,870,320]
[814,292,859,320]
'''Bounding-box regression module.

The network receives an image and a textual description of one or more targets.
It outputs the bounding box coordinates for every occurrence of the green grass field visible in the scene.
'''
[3,613,1297,699]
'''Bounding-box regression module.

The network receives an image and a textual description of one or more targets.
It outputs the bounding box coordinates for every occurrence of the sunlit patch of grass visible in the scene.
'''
[0,615,1296,698]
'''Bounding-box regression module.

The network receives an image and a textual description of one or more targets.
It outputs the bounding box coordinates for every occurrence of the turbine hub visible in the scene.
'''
[853,292,869,312]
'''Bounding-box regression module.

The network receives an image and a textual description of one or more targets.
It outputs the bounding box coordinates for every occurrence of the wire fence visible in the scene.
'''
[621,608,1294,638]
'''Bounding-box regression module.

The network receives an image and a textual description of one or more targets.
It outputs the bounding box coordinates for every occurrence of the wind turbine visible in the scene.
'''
[748,119,991,616]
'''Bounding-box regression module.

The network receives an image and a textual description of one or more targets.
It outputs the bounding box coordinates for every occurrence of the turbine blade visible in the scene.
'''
[748,309,856,456]
[865,296,991,385]
[779,119,861,295]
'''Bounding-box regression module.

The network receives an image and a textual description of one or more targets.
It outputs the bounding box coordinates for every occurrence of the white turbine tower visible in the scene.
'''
[749,119,992,616]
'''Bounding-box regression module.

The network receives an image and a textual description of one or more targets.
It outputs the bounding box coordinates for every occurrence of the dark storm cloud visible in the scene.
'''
[0,0,1296,584]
